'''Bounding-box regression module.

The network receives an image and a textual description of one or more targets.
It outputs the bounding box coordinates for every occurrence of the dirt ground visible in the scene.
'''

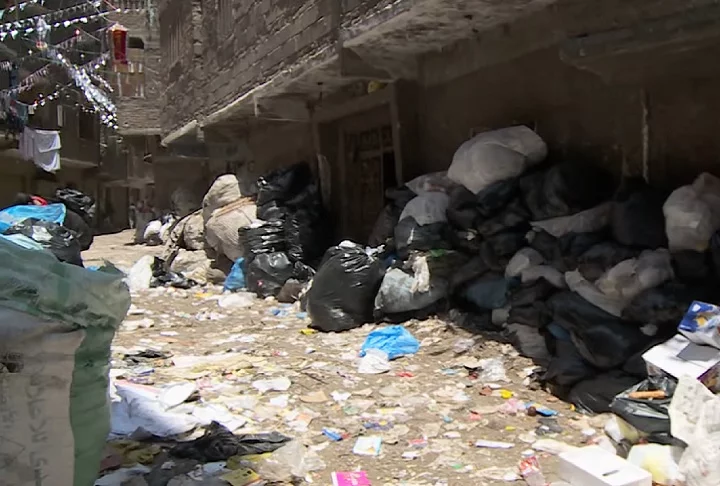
[92,231,599,486]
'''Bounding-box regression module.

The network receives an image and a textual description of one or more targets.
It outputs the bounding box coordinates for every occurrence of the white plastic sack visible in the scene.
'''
[448,126,547,194]
[406,172,457,195]
[202,174,243,222]
[521,265,566,288]
[506,247,545,278]
[143,219,164,245]
[182,211,205,250]
[127,255,154,292]
[205,200,257,262]
[399,193,449,226]
[595,249,674,303]
[664,173,720,252]
[530,202,612,238]
[374,268,448,314]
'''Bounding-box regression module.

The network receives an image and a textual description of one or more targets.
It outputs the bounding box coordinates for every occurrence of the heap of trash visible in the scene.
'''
[114,125,720,485]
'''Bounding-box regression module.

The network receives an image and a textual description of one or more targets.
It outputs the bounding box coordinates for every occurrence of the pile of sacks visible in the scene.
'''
[304,125,720,415]
[160,163,330,298]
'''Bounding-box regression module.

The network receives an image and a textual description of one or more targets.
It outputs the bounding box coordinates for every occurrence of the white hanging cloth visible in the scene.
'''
[19,127,61,172]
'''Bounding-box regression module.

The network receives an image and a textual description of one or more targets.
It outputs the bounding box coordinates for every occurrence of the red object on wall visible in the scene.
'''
[110,25,128,64]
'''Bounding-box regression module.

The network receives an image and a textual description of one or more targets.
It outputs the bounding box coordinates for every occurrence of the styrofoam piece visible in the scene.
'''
[559,446,652,486]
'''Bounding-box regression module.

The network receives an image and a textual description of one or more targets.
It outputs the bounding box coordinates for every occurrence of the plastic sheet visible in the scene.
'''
[0,202,66,233]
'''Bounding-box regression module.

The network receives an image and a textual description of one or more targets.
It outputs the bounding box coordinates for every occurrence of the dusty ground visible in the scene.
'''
[91,231,598,486]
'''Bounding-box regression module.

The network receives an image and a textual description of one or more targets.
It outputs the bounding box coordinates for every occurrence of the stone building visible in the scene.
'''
[157,0,720,242]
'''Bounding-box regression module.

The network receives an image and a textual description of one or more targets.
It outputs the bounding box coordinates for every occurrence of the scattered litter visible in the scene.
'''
[474,439,514,449]
[332,471,371,486]
[252,377,292,393]
[360,325,420,360]
[358,348,391,374]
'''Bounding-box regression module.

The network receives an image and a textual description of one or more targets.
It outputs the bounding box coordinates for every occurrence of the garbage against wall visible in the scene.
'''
[0,237,130,486]
[308,244,384,332]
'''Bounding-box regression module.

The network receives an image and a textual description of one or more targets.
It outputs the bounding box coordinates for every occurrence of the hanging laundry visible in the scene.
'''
[19,127,61,173]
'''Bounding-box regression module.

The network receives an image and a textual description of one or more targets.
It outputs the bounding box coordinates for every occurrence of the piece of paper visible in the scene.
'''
[352,436,382,457]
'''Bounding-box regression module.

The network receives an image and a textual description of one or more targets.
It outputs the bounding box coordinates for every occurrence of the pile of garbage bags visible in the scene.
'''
[303,125,720,417]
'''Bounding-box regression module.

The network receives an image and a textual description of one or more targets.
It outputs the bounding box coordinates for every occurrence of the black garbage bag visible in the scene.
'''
[506,323,551,366]
[463,274,519,310]
[548,292,649,370]
[256,162,313,207]
[671,250,711,282]
[449,256,489,293]
[54,188,96,225]
[510,280,557,307]
[577,242,640,281]
[569,371,643,414]
[508,304,549,328]
[543,339,598,388]
[394,218,452,257]
[485,230,527,258]
[447,229,483,254]
[475,198,530,237]
[239,221,286,258]
[247,252,296,298]
[150,257,197,289]
[447,186,479,230]
[521,162,616,221]
[256,200,287,221]
[387,186,416,207]
[171,422,290,462]
[609,375,679,445]
[621,281,711,332]
[611,178,667,249]
[530,230,607,272]
[711,230,720,278]
[307,244,384,332]
[4,218,83,266]
[285,208,327,263]
[476,179,519,218]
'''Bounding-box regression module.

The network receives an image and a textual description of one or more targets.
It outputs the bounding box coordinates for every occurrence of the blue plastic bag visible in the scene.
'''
[0,203,66,233]
[224,257,246,292]
[360,325,420,360]
[678,301,720,349]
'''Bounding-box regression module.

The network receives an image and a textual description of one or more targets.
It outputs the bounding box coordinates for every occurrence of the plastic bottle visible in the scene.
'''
[519,450,547,486]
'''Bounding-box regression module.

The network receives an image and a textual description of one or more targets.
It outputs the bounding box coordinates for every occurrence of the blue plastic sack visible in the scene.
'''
[360,325,420,360]
[0,203,66,233]
[224,257,246,292]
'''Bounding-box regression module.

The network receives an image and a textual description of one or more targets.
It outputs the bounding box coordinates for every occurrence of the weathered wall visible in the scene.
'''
[417,47,720,190]
[108,9,163,132]
[417,49,641,180]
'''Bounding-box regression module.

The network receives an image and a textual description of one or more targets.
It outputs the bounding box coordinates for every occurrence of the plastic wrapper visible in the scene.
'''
[223,257,246,291]
[307,244,384,332]
[678,301,720,349]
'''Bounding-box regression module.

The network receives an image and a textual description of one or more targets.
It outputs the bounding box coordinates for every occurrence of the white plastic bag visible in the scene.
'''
[127,255,154,292]
[405,172,457,195]
[448,126,547,194]
[664,175,718,252]
[399,193,449,226]
[374,268,448,314]
[255,440,325,482]
[506,247,545,278]
[530,202,612,238]
[595,249,674,303]
[143,219,164,245]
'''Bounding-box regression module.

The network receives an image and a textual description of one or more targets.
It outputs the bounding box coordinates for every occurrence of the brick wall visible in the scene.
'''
[108,9,162,132]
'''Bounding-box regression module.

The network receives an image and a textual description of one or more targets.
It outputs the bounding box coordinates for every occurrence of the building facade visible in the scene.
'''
[156,0,720,242]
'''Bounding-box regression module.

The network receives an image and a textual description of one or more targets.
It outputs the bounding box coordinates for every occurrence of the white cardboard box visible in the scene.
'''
[642,334,720,392]
[559,446,652,486]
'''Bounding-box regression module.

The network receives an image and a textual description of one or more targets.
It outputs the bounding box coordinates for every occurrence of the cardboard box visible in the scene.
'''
[559,446,652,486]
[642,334,720,393]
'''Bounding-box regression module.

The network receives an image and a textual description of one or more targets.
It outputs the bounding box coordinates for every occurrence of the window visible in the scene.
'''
[218,0,233,39]
[128,37,145,49]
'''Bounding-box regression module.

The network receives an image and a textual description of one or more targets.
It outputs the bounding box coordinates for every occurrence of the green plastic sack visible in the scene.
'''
[0,238,130,486]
